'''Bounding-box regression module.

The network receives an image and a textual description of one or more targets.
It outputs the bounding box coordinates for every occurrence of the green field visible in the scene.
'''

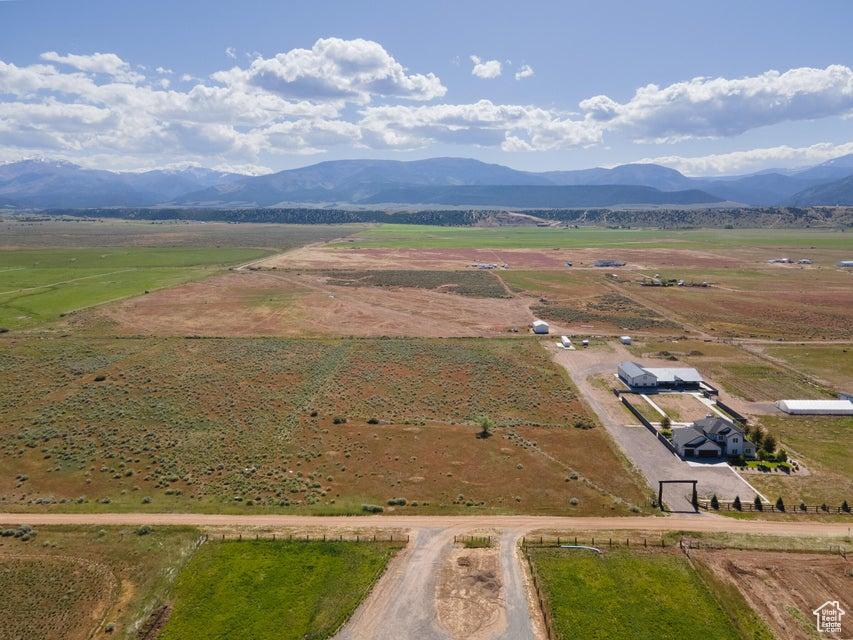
[0,247,272,329]
[529,548,758,640]
[160,540,400,640]
[748,415,853,506]
[345,224,853,250]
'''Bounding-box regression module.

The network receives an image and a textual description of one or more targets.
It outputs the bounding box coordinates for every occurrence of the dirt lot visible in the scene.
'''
[258,245,752,272]
[94,269,535,338]
[694,548,853,639]
[436,545,506,640]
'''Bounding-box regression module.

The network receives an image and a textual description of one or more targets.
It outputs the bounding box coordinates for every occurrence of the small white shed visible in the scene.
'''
[620,335,632,345]
[532,320,550,334]
[560,336,571,348]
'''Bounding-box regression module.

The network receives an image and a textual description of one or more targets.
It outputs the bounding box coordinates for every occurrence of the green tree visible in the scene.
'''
[762,432,777,453]
[710,494,719,510]
[660,415,671,430]
[775,496,785,512]
[476,415,494,439]
[775,448,788,463]
[754,496,763,511]
[733,495,742,511]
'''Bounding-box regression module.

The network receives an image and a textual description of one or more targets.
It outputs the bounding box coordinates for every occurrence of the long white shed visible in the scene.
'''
[775,399,853,415]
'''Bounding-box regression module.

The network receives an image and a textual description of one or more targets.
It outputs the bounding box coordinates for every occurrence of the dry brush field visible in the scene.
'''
[0,336,648,516]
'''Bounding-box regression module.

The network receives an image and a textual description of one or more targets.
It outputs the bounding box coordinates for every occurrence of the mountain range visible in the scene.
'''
[2,155,853,210]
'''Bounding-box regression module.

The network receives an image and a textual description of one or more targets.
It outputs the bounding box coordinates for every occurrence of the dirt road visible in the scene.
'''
[1,511,848,536]
[3,512,847,640]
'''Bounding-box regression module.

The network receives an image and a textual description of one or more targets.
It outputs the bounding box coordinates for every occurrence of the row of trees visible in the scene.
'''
[710,494,851,513]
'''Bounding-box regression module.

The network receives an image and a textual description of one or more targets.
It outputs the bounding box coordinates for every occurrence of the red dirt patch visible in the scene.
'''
[695,549,852,640]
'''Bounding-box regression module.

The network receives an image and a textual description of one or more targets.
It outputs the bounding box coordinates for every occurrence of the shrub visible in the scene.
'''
[710,494,719,510]
[799,502,807,512]
[733,495,742,511]
[386,498,407,506]
[361,503,383,513]
[367,417,379,424]
[775,496,785,512]
[332,416,347,424]
[843,500,850,513]
[136,525,153,536]
[775,448,788,463]
[569,497,579,506]
[754,496,763,511]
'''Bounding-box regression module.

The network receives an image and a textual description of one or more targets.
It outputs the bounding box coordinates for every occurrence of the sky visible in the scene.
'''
[2,0,853,176]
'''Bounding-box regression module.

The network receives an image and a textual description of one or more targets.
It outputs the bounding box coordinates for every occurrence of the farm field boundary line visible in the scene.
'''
[0,513,849,538]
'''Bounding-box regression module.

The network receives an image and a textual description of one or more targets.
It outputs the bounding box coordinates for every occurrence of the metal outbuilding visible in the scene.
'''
[775,399,853,415]
[532,320,550,334]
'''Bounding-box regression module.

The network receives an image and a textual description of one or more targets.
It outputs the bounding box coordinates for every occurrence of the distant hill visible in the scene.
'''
[3,154,853,209]
[358,184,723,208]
[789,174,853,206]
[0,159,243,208]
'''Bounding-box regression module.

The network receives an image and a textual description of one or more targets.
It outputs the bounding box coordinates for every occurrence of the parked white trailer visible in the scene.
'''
[560,336,572,348]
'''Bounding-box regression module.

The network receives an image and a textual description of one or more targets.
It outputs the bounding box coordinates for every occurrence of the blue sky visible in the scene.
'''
[2,0,853,176]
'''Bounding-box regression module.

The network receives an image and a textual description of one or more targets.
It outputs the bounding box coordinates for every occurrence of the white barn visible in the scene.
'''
[776,399,853,415]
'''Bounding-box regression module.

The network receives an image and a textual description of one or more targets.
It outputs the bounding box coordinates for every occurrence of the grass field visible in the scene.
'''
[347,225,853,250]
[0,247,273,330]
[0,219,367,249]
[160,539,400,640]
[528,548,753,640]
[763,343,853,390]
[0,524,199,640]
[746,415,853,506]
[0,336,648,515]
[627,339,838,401]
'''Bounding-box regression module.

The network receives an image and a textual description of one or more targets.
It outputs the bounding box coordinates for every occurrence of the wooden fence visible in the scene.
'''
[698,499,851,514]
[204,532,408,543]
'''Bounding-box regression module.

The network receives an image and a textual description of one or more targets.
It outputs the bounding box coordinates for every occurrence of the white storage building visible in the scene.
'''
[617,362,657,389]
[775,399,853,415]
[532,320,550,334]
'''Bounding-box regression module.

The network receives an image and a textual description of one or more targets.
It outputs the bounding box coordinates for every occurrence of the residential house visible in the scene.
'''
[672,415,756,459]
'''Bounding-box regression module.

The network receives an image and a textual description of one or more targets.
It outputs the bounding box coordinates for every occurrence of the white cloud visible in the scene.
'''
[359,100,601,151]
[219,37,446,103]
[639,142,853,176]
[514,64,534,80]
[470,55,502,79]
[225,47,237,60]
[581,65,853,141]
[156,67,173,75]
[40,51,143,83]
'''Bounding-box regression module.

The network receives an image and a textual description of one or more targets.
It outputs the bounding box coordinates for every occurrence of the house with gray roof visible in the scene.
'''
[672,415,756,459]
